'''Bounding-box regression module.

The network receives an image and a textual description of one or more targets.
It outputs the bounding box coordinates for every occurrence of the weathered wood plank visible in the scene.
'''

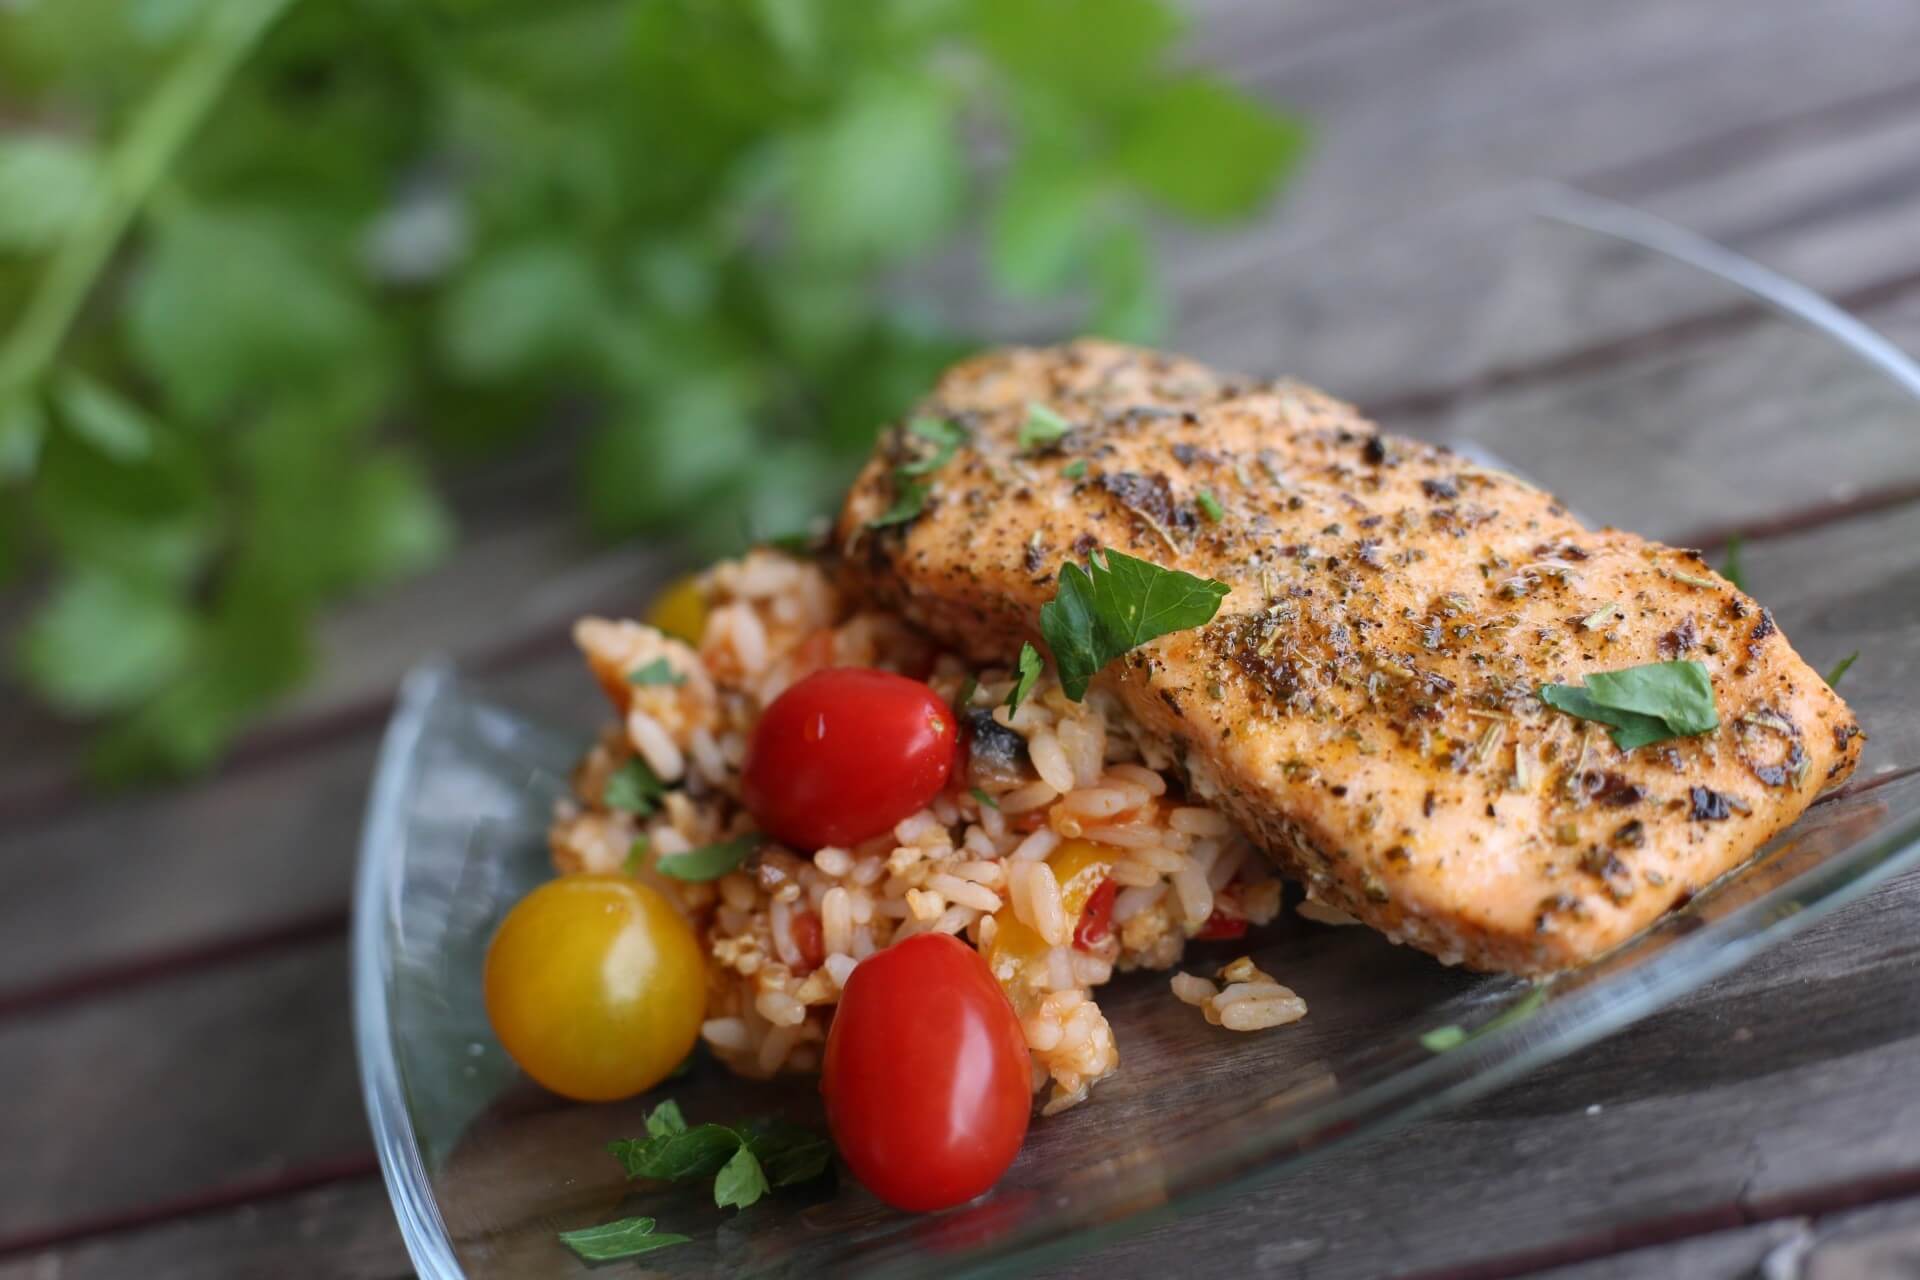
[0,650,601,993]
[0,941,366,1243]
[0,1179,411,1280]
[1053,869,1920,1280]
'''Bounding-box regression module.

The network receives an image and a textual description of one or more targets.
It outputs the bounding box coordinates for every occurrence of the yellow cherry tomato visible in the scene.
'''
[483,874,707,1102]
[647,575,707,646]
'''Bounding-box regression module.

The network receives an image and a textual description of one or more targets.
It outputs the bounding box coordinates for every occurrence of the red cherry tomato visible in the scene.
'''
[822,933,1031,1212]
[1073,877,1117,950]
[743,668,957,850]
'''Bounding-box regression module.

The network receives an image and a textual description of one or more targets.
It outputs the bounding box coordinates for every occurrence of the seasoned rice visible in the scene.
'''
[550,550,1303,1113]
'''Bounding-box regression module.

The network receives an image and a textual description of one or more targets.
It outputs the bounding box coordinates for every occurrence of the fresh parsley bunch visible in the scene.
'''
[0,0,1306,776]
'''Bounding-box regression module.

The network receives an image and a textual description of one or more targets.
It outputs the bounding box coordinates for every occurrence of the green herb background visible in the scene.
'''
[0,0,1305,777]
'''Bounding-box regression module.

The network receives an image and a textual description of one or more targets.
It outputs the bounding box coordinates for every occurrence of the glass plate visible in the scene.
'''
[352,184,1920,1278]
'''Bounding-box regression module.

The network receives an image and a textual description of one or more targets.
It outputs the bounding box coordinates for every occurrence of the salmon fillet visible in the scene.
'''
[832,340,1864,974]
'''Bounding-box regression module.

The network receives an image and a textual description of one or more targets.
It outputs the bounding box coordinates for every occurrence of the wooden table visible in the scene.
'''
[6,1,1920,1275]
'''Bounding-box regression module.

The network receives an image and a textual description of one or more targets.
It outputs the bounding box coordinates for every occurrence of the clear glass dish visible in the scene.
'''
[352,184,1920,1278]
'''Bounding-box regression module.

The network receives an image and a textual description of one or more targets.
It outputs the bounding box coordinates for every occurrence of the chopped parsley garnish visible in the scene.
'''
[607,1101,833,1212]
[1720,534,1746,591]
[1005,641,1043,713]
[629,657,686,687]
[970,786,1000,810]
[896,417,967,476]
[715,1145,771,1209]
[1039,548,1231,700]
[868,418,967,529]
[1825,650,1859,689]
[1018,402,1071,451]
[866,478,931,529]
[558,1217,690,1262]
[655,833,761,881]
[1195,489,1224,523]
[604,758,668,814]
[1539,660,1719,751]
[1418,1025,1467,1052]
[954,673,978,712]
[1062,459,1088,480]
[624,838,648,875]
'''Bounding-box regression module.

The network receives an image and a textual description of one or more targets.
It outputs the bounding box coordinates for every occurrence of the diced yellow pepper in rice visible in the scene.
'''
[985,839,1118,1008]
[646,575,707,645]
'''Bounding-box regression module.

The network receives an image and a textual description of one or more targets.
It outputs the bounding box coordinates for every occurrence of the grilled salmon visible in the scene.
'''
[833,341,1863,973]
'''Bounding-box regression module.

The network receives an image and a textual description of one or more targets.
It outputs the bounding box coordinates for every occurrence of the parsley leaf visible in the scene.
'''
[1039,549,1232,699]
[744,1119,835,1187]
[1539,660,1719,750]
[655,833,761,882]
[607,1105,833,1214]
[646,1099,688,1137]
[1063,459,1088,480]
[629,657,686,687]
[624,838,648,875]
[865,477,931,529]
[609,1125,743,1182]
[954,673,979,712]
[1825,651,1859,689]
[1019,402,1072,451]
[714,1144,771,1210]
[1006,641,1043,712]
[971,786,1000,810]
[896,417,967,476]
[604,758,668,814]
[1195,489,1224,523]
[557,1217,690,1262]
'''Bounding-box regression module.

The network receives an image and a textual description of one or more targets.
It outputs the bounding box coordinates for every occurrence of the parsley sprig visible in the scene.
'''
[1539,660,1719,750]
[561,1101,833,1260]
[1040,548,1231,699]
[607,1100,834,1210]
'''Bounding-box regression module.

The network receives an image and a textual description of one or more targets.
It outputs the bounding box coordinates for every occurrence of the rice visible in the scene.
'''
[551,548,1300,1107]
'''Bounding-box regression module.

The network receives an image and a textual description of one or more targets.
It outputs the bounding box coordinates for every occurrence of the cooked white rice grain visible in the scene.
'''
[702,1017,752,1051]
[1061,787,1132,819]
[1170,972,1219,1005]
[1028,730,1076,794]
[1172,862,1214,926]
[824,953,858,988]
[999,781,1060,815]
[625,709,685,782]
[927,874,1002,914]
[821,887,853,955]
[1012,827,1062,863]
[1107,762,1167,796]
[1218,996,1307,1031]
[1113,884,1166,923]
[756,990,808,1027]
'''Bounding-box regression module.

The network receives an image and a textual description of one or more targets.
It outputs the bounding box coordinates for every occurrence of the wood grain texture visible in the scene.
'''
[0,941,366,1244]
[0,1180,410,1280]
